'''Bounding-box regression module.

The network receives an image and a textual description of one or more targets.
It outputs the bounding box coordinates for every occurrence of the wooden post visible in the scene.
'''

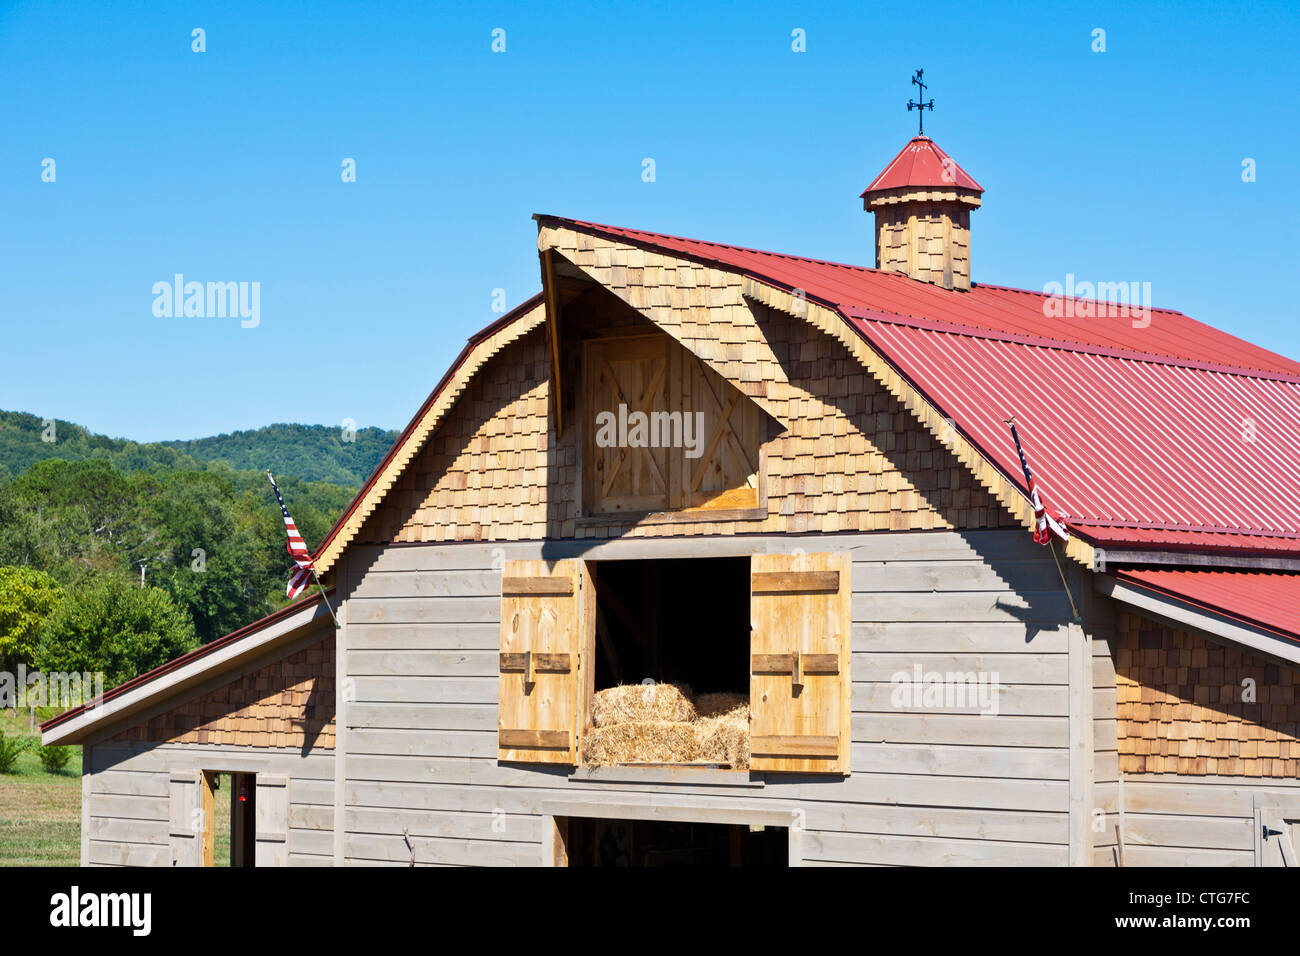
[1069,563,1096,866]
[201,771,216,867]
[332,556,348,867]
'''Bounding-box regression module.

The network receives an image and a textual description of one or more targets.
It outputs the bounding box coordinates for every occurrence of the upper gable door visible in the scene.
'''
[584,335,672,515]
[583,332,762,517]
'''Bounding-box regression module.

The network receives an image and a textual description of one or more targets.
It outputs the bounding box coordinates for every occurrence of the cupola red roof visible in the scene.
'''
[861,135,983,195]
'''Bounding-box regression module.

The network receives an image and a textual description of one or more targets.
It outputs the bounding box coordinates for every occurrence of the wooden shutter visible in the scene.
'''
[168,769,204,866]
[749,552,851,774]
[254,774,289,867]
[498,559,585,764]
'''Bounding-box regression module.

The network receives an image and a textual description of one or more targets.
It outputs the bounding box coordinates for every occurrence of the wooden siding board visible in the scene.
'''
[331,530,1088,867]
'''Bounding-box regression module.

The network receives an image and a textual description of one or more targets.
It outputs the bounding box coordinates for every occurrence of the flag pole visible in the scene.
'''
[1048,539,1082,624]
[309,565,340,630]
[1004,416,1082,625]
[268,471,339,629]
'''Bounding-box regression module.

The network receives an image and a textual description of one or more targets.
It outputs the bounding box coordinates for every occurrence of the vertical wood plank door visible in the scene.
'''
[167,770,203,866]
[749,552,852,774]
[582,332,761,516]
[254,774,289,867]
[1256,799,1300,866]
[200,771,217,867]
[584,336,671,515]
[498,559,583,764]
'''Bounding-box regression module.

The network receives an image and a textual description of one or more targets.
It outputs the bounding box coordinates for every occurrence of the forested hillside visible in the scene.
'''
[161,423,398,486]
[0,411,397,485]
[0,411,393,697]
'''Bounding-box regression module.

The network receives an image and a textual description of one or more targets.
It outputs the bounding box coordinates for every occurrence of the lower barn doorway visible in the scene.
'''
[203,771,257,867]
[558,817,788,867]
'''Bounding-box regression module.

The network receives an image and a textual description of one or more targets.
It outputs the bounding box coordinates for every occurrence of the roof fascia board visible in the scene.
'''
[1099,550,1300,572]
[42,598,333,746]
[540,248,565,435]
[1096,574,1300,668]
[82,621,332,752]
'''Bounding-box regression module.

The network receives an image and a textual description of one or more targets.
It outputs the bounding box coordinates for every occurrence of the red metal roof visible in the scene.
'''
[853,314,1300,541]
[861,135,984,194]
[1115,569,1300,644]
[551,219,1300,376]
[540,216,1300,557]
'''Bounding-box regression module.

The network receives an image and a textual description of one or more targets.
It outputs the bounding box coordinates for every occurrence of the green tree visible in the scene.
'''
[146,471,266,642]
[0,566,63,672]
[0,459,159,577]
[35,574,196,689]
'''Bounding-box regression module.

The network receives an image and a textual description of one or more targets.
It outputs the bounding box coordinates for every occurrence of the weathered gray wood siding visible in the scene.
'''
[82,742,334,866]
[1091,626,1121,866]
[339,528,1081,866]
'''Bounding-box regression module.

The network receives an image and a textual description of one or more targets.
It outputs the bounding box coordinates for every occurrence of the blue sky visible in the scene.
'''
[3,0,1297,442]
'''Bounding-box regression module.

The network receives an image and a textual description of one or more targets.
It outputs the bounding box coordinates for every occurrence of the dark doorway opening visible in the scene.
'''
[206,771,257,867]
[560,817,788,867]
[592,557,749,694]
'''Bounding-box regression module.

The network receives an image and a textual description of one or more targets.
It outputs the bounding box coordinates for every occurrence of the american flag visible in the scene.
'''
[268,472,315,598]
[1007,421,1070,545]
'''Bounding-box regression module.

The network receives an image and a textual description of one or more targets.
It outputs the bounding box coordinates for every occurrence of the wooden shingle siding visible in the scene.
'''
[81,742,334,867]
[1116,612,1300,777]
[339,530,1075,866]
[358,292,1014,545]
[111,635,336,750]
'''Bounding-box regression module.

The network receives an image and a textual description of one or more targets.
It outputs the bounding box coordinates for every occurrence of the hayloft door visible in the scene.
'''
[749,552,851,774]
[498,559,588,764]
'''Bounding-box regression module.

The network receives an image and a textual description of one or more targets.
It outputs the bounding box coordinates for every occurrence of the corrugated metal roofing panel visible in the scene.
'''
[852,316,1300,536]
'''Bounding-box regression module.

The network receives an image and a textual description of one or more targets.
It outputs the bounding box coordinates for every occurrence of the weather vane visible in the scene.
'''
[907,69,934,136]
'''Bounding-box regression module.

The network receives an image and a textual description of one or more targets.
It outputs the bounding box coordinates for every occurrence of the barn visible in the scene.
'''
[42,133,1300,867]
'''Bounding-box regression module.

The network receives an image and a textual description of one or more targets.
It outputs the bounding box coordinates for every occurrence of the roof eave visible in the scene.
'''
[40,593,334,746]
[1096,573,1300,667]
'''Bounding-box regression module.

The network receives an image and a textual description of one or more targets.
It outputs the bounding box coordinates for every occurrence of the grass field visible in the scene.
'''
[0,711,237,867]
[0,711,81,866]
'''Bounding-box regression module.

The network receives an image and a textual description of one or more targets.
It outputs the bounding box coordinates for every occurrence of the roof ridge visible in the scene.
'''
[548,216,1203,315]
[973,280,1187,318]
[539,215,886,275]
[543,214,1300,378]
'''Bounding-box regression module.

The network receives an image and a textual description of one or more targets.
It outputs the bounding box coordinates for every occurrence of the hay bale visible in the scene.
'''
[581,721,700,766]
[693,692,748,719]
[591,683,695,727]
[693,707,751,770]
